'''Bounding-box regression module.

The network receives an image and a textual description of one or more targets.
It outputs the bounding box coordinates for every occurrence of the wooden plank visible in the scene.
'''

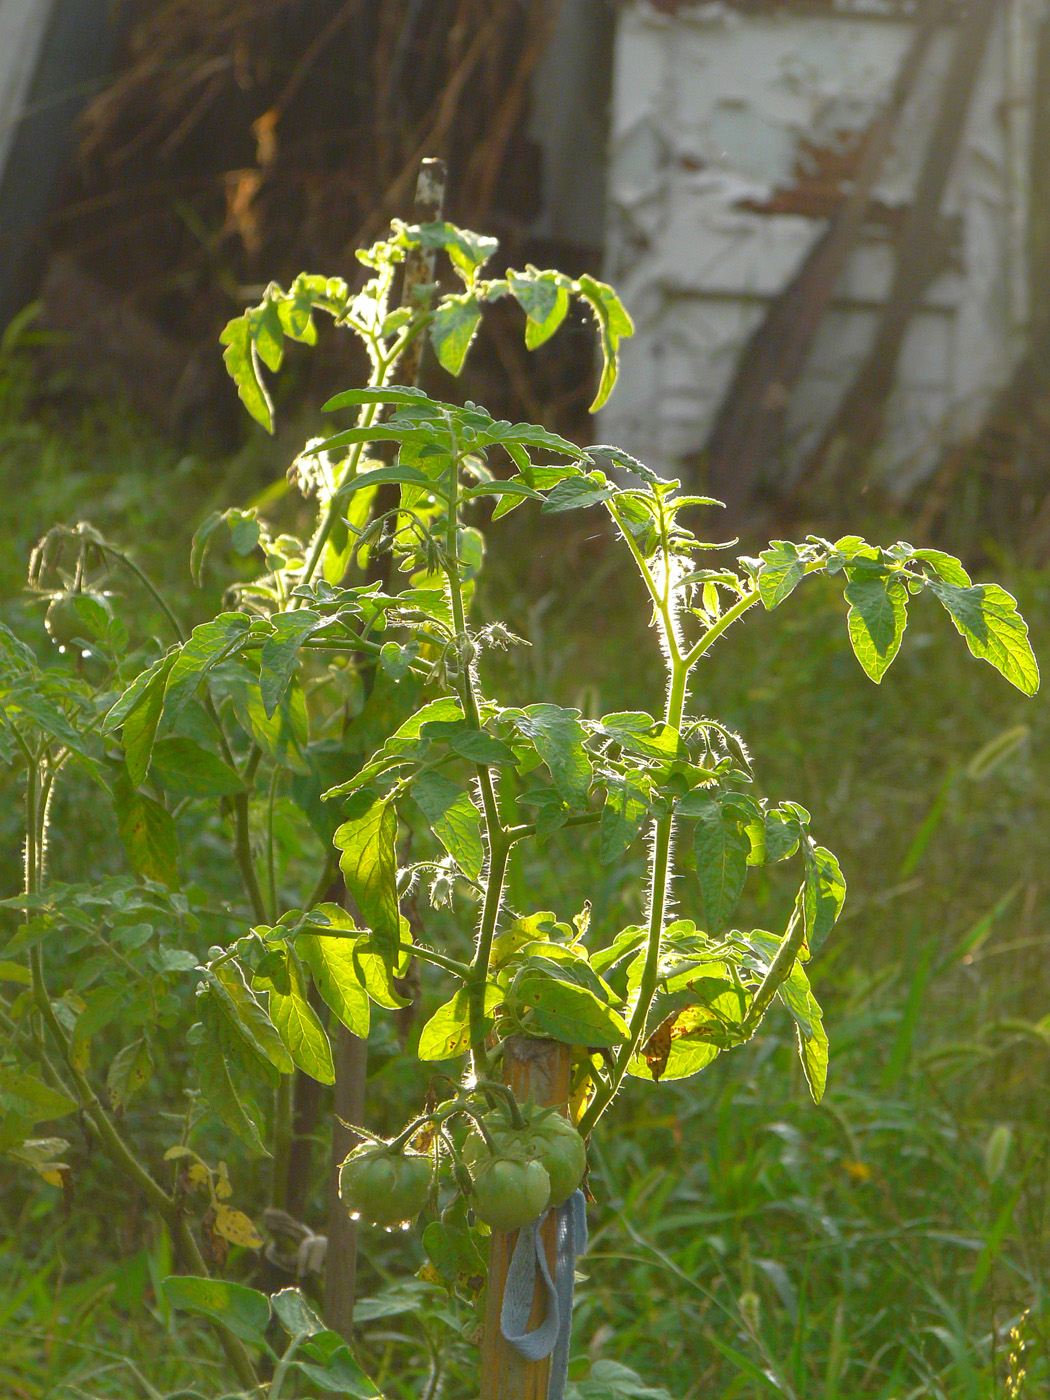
[703,0,949,515]
[803,0,1000,489]
[480,1036,573,1400]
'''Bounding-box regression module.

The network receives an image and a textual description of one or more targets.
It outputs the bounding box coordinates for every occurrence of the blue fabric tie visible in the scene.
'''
[499,1190,588,1400]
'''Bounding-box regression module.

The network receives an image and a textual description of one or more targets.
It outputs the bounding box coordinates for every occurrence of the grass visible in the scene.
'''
[0,337,1047,1398]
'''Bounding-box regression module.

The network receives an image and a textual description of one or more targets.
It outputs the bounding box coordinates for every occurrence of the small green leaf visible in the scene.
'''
[417,986,502,1060]
[333,800,401,963]
[220,315,274,432]
[150,737,243,798]
[541,473,613,514]
[163,1275,271,1346]
[208,962,294,1075]
[508,269,571,349]
[272,1287,325,1339]
[122,665,170,788]
[844,575,908,682]
[757,542,805,610]
[576,274,634,412]
[229,676,310,774]
[928,581,1040,696]
[597,712,687,761]
[448,730,518,766]
[802,844,846,955]
[430,294,482,376]
[0,1070,75,1122]
[411,772,484,881]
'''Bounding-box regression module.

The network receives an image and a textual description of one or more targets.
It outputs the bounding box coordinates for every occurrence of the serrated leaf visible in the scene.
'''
[513,971,629,1046]
[508,269,570,349]
[208,963,294,1074]
[150,737,243,798]
[228,676,310,774]
[600,772,650,864]
[928,581,1040,696]
[844,575,908,682]
[115,787,179,889]
[298,921,370,1038]
[576,274,633,412]
[430,294,482,376]
[107,1038,153,1111]
[333,800,400,963]
[267,957,335,1085]
[260,611,328,718]
[448,730,518,766]
[220,315,274,432]
[417,985,502,1060]
[196,997,269,1154]
[912,548,972,587]
[163,614,251,725]
[541,473,613,514]
[597,712,686,761]
[163,1275,271,1345]
[691,799,748,934]
[757,541,805,610]
[213,1205,264,1249]
[272,1287,325,1339]
[510,704,592,805]
[411,771,484,881]
[802,844,846,955]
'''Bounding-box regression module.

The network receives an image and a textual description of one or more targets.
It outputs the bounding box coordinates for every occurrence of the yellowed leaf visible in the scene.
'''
[213,1205,263,1249]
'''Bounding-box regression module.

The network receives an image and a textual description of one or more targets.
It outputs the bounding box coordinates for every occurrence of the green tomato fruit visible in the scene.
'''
[519,1113,586,1206]
[471,1154,551,1231]
[45,594,83,647]
[338,1143,433,1228]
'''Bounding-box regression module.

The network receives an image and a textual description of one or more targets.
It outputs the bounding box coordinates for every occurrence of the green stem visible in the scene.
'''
[504,810,601,845]
[271,1072,294,1211]
[172,1216,260,1391]
[106,548,186,643]
[233,749,267,924]
[683,588,761,668]
[578,651,689,1140]
[468,836,509,1081]
[265,765,280,924]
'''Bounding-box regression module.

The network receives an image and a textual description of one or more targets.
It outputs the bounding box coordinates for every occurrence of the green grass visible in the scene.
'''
[1,337,1048,1399]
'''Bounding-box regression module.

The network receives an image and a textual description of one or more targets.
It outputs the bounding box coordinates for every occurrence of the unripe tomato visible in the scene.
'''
[471,1154,550,1231]
[338,1143,433,1228]
[519,1113,586,1206]
[464,1106,586,1207]
[45,594,83,647]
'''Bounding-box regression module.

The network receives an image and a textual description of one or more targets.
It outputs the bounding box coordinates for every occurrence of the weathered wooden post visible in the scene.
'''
[480,1035,574,1400]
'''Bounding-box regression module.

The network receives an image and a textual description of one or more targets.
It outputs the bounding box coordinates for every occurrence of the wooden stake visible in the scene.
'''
[480,1036,573,1400]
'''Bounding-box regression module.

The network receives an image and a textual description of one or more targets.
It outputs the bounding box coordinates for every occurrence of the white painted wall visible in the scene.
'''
[602,0,1044,495]
[0,0,57,181]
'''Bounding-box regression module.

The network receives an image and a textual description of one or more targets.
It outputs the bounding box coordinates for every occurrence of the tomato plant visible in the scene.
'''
[0,214,1039,1398]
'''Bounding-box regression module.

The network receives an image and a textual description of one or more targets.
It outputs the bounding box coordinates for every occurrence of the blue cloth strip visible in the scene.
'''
[499,1190,588,1400]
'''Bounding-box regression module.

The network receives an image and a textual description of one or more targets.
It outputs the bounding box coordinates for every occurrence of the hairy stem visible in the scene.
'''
[271,1072,294,1211]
